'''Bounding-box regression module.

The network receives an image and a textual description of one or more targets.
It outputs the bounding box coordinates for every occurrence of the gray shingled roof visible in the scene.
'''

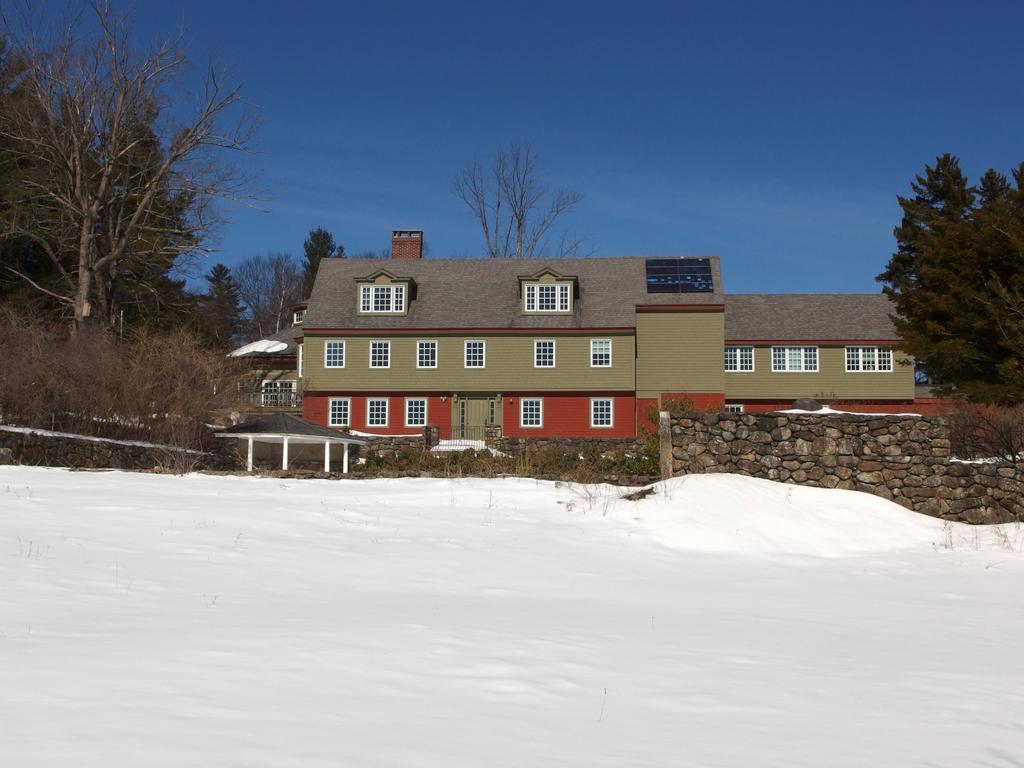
[725,294,899,341]
[304,256,724,330]
[217,413,366,442]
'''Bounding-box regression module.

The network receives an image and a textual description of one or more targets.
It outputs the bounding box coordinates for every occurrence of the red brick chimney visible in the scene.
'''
[391,229,423,259]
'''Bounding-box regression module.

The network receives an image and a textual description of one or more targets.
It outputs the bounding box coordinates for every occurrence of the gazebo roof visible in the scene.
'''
[216,413,367,444]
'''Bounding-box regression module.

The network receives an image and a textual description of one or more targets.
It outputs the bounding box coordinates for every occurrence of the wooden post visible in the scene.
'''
[342,443,349,474]
[246,437,254,472]
[282,437,289,471]
[659,410,673,482]
[324,440,331,473]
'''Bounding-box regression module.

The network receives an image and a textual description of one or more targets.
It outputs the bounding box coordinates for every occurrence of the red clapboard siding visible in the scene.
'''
[636,398,659,435]
[660,392,726,410]
[304,393,452,435]
[502,392,636,438]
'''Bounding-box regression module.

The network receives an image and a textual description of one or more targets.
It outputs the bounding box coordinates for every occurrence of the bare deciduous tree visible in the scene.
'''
[454,142,585,259]
[0,1,255,332]
[234,251,303,337]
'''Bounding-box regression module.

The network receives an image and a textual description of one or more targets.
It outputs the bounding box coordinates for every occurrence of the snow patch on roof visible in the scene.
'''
[229,339,289,357]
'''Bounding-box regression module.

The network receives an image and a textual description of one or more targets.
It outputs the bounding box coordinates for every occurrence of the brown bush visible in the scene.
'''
[359,443,658,483]
[0,307,247,452]
[948,401,1024,462]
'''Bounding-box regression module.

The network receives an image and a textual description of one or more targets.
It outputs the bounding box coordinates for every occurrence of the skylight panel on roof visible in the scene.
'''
[645,258,714,293]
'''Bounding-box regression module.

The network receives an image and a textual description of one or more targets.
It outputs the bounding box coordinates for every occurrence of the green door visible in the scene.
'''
[462,398,488,439]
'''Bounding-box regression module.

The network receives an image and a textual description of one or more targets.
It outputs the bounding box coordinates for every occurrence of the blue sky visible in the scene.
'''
[124,0,1023,292]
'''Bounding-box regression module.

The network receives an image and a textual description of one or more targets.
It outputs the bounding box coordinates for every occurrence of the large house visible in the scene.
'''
[237,229,939,439]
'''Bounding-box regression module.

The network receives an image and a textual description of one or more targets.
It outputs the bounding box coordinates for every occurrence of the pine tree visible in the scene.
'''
[198,264,245,349]
[302,227,343,295]
[878,154,1024,403]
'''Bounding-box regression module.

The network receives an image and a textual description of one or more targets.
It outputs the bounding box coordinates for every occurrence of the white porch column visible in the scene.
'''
[342,443,349,474]
[324,440,331,473]
[282,437,289,471]
[246,437,254,472]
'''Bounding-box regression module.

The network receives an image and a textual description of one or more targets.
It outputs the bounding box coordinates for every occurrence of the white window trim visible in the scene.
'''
[590,338,612,368]
[366,397,389,427]
[534,339,556,368]
[416,340,438,369]
[358,283,406,314]
[725,403,745,414]
[327,397,351,427]
[464,340,486,369]
[324,340,345,369]
[260,379,296,408]
[724,345,755,373]
[771,345,819,373]
[589,397,614,428]
[520,398,543,428]
[293,310,305,325]
[297,344,303,378]
[404,397,428,427]
[522,282,572,313]
[845,345,894,373]
[369,340,391,369]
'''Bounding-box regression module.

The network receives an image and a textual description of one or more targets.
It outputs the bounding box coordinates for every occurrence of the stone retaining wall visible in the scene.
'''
[665,412,1023,524]
[360,435,424,458]
[0,426,215,472]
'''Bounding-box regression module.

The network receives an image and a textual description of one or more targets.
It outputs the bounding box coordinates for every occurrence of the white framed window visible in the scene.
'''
[520,398,543,428]
[534,339,555,368]
[845,345,894,372]
[464,340,485,368]
[590,398,613,428]
[405,398,427,427]
[325,340,345,368]
[328,397,350,427]
[724,345,754,372]
[260,380,296,408]
[369,341,390,368]
[590,339,612,367]
[771,345,818,372]
[416,340,437,369]
[367,398,389,427]
[725,404,745,414]
[297,344,303,378]
[293,309,305,325]
[359,284,405,314]
[523,283,571,313]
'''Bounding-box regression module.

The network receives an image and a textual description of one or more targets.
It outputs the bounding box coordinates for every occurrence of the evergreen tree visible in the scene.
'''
[198,264,245,348]
[301,227,343,295]
[878,154,1024,403]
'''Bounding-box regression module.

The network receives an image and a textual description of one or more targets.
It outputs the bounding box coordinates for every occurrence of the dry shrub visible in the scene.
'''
[0,306,246,453]
[360,443,658,482]
[948,401,1024,462]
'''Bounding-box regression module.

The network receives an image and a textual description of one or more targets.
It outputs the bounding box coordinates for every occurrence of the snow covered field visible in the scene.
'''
[2,466,1023,767]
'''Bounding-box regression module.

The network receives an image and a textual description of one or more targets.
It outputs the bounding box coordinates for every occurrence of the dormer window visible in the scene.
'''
[359,284,406,314]
[292,309,305,325]
[524,282,571,313]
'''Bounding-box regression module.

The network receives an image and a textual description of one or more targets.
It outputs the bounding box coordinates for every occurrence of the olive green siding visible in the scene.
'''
[302,333,635,392]
[635,311,724,396]
[723,347,915,400]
